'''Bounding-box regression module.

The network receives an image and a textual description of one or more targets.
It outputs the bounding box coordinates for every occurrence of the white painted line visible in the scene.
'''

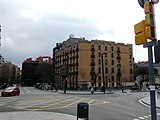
[143,116,149,118]
[138,99,150,108]
[138,117,145,119]
[24,88,32,94]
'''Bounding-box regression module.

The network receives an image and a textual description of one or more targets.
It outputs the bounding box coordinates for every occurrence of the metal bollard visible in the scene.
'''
[77,102,89,120]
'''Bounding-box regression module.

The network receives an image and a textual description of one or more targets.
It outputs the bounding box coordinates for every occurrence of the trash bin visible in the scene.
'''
[77,102,89,120]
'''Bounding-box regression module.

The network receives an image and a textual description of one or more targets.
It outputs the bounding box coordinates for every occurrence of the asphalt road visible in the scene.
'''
[0,87,160,120]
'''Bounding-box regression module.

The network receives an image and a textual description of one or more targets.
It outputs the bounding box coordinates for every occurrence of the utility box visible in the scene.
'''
[77,102,89,120]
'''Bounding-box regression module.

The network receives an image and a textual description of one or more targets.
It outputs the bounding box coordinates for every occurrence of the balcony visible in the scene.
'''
[91,54,95,58]
[117,49,121,53]
[91,48,95,51]
[90,63,95,66]
[90,71,95,75]
[117,56,121,60]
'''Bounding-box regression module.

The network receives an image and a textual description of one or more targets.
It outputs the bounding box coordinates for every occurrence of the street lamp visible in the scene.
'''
[101,52,107,93]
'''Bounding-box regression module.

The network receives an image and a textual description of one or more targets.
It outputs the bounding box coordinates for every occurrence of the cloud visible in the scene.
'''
[0,0,160,68]
[1,6,101,67]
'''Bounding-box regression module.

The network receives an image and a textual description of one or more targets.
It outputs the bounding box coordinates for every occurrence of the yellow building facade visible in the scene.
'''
[53,36,133,90]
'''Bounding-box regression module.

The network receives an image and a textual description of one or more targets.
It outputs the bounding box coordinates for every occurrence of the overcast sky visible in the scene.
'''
[0,0,160,68]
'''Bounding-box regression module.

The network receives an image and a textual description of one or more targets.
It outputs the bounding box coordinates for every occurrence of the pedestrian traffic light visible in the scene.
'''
[144,1,156,41]
[134,20,147,45]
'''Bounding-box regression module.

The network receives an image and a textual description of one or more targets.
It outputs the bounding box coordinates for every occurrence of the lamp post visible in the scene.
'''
[101,53,107,93]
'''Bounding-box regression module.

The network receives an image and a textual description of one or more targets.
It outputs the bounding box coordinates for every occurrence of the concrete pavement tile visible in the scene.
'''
[0,111,82,120]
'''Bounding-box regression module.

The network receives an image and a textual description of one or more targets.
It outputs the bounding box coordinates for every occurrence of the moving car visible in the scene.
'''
[1,86,20,97]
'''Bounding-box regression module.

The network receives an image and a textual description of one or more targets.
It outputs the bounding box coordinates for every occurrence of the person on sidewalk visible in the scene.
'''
[91,86,94,94]
[122,86,124,93]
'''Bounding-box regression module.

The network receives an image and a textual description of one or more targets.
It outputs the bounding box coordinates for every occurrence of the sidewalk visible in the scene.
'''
[141,91,160,109]
[0,111,82,120]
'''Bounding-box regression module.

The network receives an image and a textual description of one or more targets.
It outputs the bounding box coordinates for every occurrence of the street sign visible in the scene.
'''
[138,0,149,8]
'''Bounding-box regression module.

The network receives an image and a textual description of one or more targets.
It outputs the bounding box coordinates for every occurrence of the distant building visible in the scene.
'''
[1,61,20,85]
[0,55,4,84]
[21,56,52,86]
[52,35,134,90]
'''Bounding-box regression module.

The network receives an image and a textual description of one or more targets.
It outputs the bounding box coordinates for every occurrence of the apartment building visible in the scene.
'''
[1,61,20,85]
[53,35,133,90]
[21,56,52,86]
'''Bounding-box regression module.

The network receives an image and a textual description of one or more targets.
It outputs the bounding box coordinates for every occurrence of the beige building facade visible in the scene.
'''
[53,35,133,90]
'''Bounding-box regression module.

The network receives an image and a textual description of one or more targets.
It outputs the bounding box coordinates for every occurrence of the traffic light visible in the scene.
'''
[134,20,147,45]
[144,1,156,41]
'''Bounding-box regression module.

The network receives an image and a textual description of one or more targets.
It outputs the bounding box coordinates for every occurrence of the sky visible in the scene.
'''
[0,0,160,68]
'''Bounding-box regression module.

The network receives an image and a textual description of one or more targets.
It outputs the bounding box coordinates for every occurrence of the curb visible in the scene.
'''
[140,97,160,109]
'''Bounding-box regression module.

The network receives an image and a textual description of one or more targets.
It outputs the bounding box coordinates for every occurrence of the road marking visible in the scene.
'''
[39,96,79,110]
[63,98,86,108]
[88,99,94,104]
[133,113,160,120]
[7,95,110,111]
[138,117,145,119]
[138,99,150,108]
[23,88,32,94]
[17,96,75,110]
[143,116,149,118]
[16,95,66,106]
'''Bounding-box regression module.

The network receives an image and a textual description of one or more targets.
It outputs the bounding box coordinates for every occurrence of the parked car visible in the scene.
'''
[1,86,20,97]
[130,86,139,91]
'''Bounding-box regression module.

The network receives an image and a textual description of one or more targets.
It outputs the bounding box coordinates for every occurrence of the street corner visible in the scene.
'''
[139,97,150,107]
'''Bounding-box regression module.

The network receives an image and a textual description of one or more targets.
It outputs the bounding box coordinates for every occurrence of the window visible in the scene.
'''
[98,45,101,50]
[105,68,108,74]
[130,69,132,74]
[105,46,107,51]
[98,59,101,65]
[112,60,114,65]
[91,67,94,72]
[91,59,94,63]
[91,51,94,55]
[98,67,101,74]
[105,60,107,65]
[111,46,114,51]
[111,76,114,81]
[130,55,132,59]
[98,52,101,57]
[105,53,107,58]
[112,68,114,73]
[111,53,114,58]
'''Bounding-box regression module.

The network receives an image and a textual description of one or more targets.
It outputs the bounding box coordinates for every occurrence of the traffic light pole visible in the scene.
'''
[144,41,157,120]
